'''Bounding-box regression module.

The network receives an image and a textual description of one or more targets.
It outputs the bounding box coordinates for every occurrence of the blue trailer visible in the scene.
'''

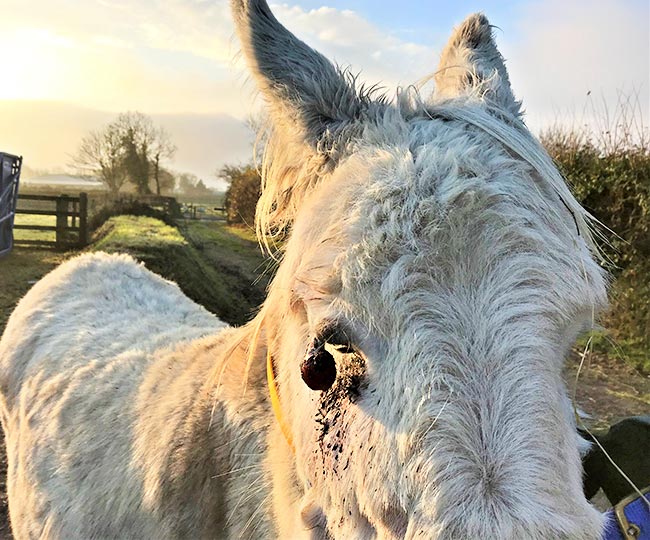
[0,152,22,258]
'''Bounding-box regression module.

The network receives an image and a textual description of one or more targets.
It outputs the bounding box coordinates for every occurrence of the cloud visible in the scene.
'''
[269,4,435,89]
[2,0,235,63]
[1,0,436,116]
[0,0,251,113]
[4,0,646,122]
[1,1,646,176]
[499,0,649,132]
[0,1,439,177]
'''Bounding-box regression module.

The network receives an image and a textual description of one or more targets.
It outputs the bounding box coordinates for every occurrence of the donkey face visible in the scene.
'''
[232,2,607,538]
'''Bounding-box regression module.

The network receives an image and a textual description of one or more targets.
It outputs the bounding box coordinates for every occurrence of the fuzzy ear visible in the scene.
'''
[231,0,366,146]
[434,14,521,116]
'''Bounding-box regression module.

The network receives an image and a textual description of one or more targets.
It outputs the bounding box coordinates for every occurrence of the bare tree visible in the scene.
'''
[116,113,177,195]
[73,124,128,196]
[73,112,177,196]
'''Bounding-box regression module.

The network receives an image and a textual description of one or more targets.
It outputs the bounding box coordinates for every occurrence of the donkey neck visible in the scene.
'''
[132,324,276,538]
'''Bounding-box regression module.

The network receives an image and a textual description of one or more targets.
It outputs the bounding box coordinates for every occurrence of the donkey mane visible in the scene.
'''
[256,84,602,261]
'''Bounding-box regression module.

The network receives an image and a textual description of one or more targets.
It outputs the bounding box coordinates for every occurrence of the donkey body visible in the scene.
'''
[1,2,608,538]
[0,253,274,538]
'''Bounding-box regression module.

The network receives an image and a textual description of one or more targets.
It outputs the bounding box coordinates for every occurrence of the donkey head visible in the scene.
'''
[231,2,607,538]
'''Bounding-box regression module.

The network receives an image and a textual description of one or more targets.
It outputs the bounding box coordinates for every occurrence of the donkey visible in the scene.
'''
[0,1,608,538]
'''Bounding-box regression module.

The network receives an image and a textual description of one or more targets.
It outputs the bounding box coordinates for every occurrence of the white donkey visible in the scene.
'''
[0,2,608,538]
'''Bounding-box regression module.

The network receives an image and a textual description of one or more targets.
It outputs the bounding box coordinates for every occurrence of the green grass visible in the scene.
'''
[584,327,650,375]
[179,220,274,306]
[576,330,650,376]
[176,194,225,206]
[12,213,56,242]
[0,249,68,333]
[176,194,227,220]
[178,221,257,258]
[91,216,271,325]
[93,215,186,250]
[220,223,258,243]
[609,341,650,375]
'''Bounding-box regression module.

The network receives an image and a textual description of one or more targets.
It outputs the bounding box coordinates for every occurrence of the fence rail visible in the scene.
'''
[13,193,88,249]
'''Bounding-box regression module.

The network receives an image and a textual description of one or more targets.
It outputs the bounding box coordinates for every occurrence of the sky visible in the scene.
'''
[0,0,648,184]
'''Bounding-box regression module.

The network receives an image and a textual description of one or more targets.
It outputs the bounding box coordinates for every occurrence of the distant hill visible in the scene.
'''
[0,100,255,186]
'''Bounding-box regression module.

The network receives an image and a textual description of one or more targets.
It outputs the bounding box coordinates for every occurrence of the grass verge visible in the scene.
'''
[0,249,68,332]
[91,216,270,326]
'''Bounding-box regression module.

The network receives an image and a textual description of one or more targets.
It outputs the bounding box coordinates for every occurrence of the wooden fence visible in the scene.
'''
[184,203,226,220]
[137,194,181,218]
[14,193,88,249]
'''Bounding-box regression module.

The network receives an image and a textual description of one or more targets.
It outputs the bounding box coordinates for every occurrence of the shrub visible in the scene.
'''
[89,197,176,232]
[221,165,261,227]
[541,95,650,372]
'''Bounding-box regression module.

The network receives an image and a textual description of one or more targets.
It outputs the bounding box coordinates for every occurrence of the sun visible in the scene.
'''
[0,27,76,101]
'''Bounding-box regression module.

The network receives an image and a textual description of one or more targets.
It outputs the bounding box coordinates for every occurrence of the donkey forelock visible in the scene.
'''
[232,1,607,538]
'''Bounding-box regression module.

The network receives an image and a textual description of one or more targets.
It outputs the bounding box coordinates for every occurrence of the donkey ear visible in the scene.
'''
[434,14,521,116]
[231,0,365,146]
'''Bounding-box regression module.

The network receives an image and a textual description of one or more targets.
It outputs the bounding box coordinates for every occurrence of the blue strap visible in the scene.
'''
[603,492,650,539]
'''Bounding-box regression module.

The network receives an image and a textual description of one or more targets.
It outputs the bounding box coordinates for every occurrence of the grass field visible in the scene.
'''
[12,213,56,243]
[0,249,67,330]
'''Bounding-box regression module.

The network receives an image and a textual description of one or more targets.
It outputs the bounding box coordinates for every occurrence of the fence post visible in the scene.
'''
[170,198,180,218]
[71,199,77,228]
[79,192,88,246]
[55,195,68,248]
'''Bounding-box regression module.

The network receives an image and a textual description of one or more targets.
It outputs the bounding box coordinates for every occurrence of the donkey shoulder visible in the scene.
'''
[0,252,235,538]
[0,251,225,411]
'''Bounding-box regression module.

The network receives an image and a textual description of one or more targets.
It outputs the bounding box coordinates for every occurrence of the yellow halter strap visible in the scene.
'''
[266,350,295,452]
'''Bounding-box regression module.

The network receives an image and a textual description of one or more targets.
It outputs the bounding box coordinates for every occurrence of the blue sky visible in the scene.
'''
[293,0,528,41]
[0,0,647,180]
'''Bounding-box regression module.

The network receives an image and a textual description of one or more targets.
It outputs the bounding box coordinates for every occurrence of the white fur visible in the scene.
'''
[0,5,608,539]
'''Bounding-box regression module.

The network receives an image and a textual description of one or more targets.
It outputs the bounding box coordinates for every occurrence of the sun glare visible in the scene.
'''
[0,28,81,101]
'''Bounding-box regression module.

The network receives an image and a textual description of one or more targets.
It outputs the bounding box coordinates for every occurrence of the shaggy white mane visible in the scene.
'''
[257,90,602,259]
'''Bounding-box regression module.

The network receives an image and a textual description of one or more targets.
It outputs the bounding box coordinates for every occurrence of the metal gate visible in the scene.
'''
[0,153,22,258]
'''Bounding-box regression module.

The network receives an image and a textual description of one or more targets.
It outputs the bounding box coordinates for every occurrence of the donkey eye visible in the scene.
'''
[322,327,355,354]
